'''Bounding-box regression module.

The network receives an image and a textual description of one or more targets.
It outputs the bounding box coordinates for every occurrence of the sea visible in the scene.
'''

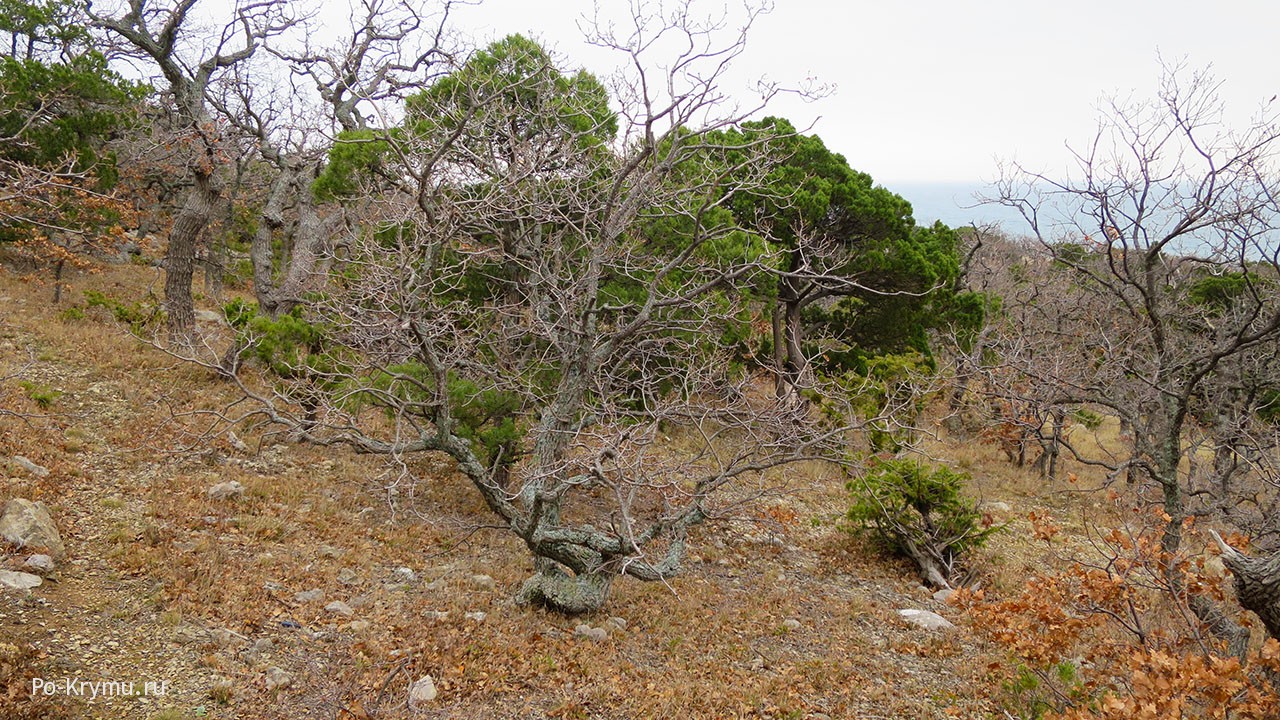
[890,181,1031,234]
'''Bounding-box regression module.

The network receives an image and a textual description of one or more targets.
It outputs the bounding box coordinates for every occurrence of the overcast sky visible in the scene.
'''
[447,0,1279,186]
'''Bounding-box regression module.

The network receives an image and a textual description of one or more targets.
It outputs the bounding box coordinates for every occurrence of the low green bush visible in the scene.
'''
[844,458,999,586]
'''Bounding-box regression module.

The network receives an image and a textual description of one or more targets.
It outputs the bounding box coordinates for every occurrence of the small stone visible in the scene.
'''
[393,567,417,582]
[336,568,358,586]
[408,675,438,708]
[469,574,495,590]
[603,617,628,631]
[227,431,250,453]
[11,456,49,478]
[574,624,607,642]
[173,623,207,645]
[253,638,275,653]
[782,618,802,631]
[23,554,55,575]
[933,588,956,604]
[897,608,955,631]
[981,501,1012,514]
[264,666,291,691]
[211,628,246,647]
[425,610,449,622]
[294,589,325,603]
[346,620,371,633]
[206,481,245,501]
[264,581,286,592]
[0,569,43,591]
[324,601,354,617]
[464,611,486,623]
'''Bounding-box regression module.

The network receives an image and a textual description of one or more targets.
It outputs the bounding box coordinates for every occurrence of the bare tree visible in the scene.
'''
[92,0,294,345]
[215,4,874,614]
[219,0,457,321]
[987,64,1280,654]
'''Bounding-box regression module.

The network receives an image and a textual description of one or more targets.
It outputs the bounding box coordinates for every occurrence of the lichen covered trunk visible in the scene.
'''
[514,560,613,615]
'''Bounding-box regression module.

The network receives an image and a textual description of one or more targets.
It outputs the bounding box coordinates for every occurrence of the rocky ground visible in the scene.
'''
[0,263,1041,719]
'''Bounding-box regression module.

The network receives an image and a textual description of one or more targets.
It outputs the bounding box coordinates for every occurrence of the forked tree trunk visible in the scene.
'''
[251,164,337,320]
[1211,530,1280,645]
[902,537,952,590]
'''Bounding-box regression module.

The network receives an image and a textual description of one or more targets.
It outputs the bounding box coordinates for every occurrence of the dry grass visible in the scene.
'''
[5,259,1176,719]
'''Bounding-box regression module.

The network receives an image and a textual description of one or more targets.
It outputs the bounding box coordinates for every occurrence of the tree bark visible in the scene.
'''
[166,171,219,346]
[513,560,613,615]
[252,169,290,316]
[1212,530,1280,645]
[772,252,810,401]
[251,164,337,319]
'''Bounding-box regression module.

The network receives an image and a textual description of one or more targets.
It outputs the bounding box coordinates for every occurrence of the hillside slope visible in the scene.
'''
[0,260,1049,719]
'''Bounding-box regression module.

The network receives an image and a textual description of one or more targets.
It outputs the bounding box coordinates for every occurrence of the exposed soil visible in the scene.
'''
[1,262,1013,719]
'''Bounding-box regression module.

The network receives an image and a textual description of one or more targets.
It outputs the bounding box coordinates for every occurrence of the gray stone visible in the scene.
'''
[253,638,275,653]
[11,456,49,478]
[206,481,245,501]
[408,675,438,708]
[294,589,324,603]
[574,624,607,642]
[173,623,208,645]
[897,608,955,631]
[0,569,42,591]
[981,501,1012,514]
[324,601,353,616]
[211,628,247,647]
[227,432,250,453]
[933,588,956,604]
[346,620,371,633]
[469,574,495,590]
[0,499,65,559]
[23,554,55,575]
[393,567,417,582]
[336,568,358,586]
[195,309,225,325]
[782,618,802,631]
[264,666,291,691]
[604,616,628,631]
[424,611,449,622]
[464,611,486,622]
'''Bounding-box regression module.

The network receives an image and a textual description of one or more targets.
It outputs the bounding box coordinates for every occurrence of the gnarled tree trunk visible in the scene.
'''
[1211,530,1280,644]
[514,559,613,615]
